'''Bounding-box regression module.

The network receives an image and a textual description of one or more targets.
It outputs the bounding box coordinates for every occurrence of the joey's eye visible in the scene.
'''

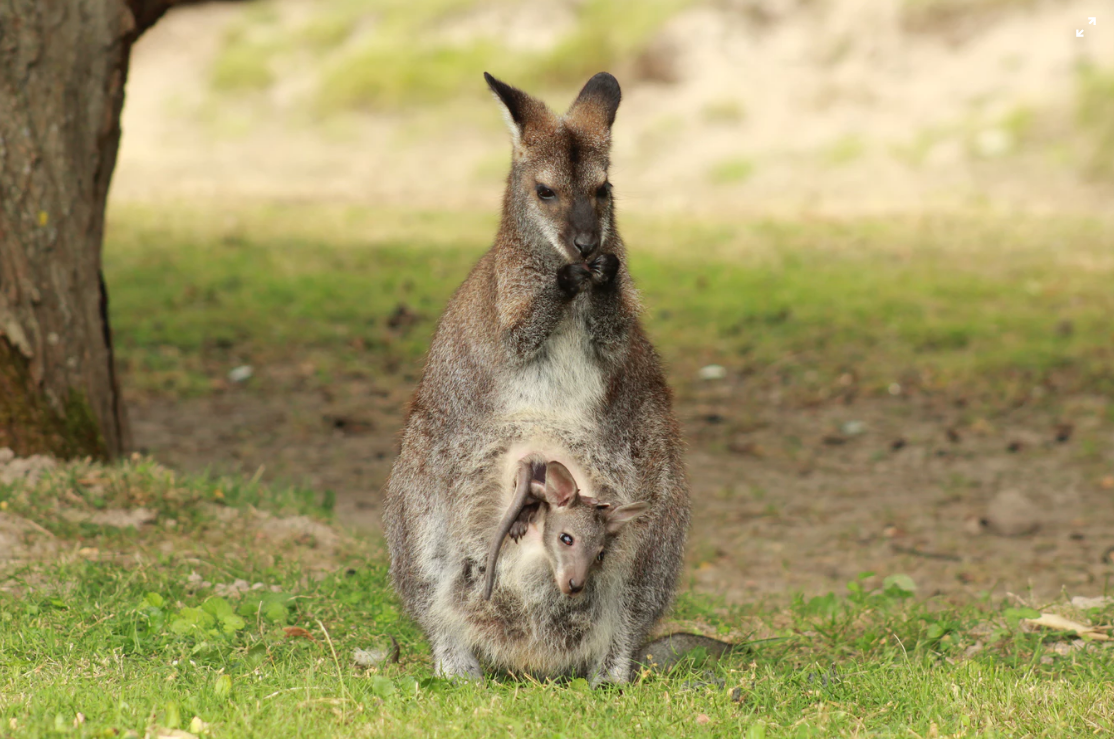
[536,185,556,201]
[596,183,611,199]
[596,550,605,563]
[559,533,574,546]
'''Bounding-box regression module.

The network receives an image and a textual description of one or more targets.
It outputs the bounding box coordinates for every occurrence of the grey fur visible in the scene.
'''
[483,456,648,601]
[382,72,690,684]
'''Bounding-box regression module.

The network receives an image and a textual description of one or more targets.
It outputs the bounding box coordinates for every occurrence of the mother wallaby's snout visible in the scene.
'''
[570,197,600,258]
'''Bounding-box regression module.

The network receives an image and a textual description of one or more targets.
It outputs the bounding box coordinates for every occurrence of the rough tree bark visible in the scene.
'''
[0,0,190,459]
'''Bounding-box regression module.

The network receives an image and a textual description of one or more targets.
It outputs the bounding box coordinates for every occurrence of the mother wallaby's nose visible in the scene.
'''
[567,577,584,595]
[574,235,598,257]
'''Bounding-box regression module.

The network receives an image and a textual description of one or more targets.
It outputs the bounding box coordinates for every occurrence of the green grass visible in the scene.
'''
[822,135,865,167]
[3,461,1114,737]
[708,157,755,184]
[104,203,1114,410]
[1076,63,1114,181]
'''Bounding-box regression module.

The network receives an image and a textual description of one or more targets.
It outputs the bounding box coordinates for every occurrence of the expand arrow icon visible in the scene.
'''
[1089,17,1096,24]
[1076,29,1084,36]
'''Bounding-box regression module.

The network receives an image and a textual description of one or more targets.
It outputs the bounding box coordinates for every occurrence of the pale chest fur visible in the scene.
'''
[499,309,605,422]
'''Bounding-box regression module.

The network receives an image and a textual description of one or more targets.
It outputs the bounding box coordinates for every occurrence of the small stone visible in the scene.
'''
[963,515,987,535]
[840,420,866,436]
[983,490,1040,536]
[228,365,253,383]
[698,364,727,381]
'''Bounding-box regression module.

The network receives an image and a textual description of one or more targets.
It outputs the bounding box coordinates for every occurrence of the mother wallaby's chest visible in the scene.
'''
[501,312,605,421]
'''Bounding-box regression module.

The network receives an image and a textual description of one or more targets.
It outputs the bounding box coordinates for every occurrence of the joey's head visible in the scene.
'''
[484,71,622,262]
[538,461,648,597]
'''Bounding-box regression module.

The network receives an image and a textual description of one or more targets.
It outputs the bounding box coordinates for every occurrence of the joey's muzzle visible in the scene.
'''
[557,569,588,597]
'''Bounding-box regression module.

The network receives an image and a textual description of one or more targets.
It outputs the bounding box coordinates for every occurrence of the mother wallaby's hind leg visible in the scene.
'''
[430,626,483,681]
[589,612,638,686]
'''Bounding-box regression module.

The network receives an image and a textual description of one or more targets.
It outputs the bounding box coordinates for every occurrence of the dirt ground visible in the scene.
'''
[127,376,1114,606]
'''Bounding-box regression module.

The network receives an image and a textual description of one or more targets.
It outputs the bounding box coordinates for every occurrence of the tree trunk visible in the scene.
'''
[0,0,179,459]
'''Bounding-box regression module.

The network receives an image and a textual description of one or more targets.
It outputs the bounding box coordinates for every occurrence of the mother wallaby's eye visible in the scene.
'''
[536,184,556,201]
[559,533,574,546]
[596,550,605,563]
[596,183,611,199]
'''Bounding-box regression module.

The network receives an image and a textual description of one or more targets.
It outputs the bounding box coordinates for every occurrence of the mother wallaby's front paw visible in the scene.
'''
[557,261,593,298]
[587,253,620,288]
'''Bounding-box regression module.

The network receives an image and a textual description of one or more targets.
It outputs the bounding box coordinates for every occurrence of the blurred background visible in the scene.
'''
[105,0,1114,604]
[115,0,1114,213]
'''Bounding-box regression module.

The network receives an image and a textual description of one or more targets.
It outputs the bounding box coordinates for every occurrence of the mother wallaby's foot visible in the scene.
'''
[589,655,632,687]
[590,635,635,686]
[432,637,483,682]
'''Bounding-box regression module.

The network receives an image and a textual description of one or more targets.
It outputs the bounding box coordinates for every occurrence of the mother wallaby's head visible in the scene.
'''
[484,72,622,263]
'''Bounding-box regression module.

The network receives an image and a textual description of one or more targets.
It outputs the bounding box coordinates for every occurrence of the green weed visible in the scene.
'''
[1076,62,1114,181]
[708,157,756,184]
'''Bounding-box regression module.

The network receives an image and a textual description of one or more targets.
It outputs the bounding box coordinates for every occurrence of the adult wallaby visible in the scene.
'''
[383,71,690,684]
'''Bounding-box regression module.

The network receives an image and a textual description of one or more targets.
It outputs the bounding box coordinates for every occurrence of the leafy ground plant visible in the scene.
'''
[3,458,1113,737]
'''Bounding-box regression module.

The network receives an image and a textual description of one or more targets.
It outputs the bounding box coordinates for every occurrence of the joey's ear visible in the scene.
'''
[566,72,622,133]
[543,461,579,508]
[605,501,649,535]
[484,72,549,150]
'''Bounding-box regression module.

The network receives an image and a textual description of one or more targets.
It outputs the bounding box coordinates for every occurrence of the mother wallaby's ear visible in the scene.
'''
[566,72,622,133]
[484,72,550,150]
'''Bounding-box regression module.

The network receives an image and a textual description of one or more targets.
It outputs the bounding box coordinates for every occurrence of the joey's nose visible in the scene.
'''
[573,235,598,258]
[567,578,584,595]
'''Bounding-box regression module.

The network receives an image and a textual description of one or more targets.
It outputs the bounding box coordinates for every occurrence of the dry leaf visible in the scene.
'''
[149,730,198,739]
[283,626,318,643]
[1071,596,1114,610]
[1022,613,1110,640]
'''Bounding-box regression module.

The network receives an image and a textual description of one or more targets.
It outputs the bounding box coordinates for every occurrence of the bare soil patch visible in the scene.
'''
[126,375,1114,604]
